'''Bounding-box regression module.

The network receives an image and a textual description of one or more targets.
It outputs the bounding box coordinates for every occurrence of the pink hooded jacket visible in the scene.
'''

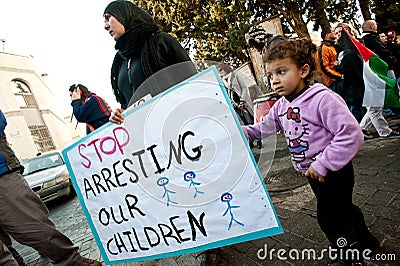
[243,83,364,176]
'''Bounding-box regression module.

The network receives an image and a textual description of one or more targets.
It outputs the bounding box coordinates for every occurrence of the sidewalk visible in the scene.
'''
[13,119,400,265]
[217,127,400,265]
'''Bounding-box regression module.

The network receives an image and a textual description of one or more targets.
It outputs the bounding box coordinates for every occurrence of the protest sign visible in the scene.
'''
[62,67,282,264]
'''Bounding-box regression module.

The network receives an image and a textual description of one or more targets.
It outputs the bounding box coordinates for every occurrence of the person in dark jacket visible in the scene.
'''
[69,83,111,134]
[103,0,196,124]
[334,23,365,122]
[361,20,397,71]
[387,30,400,78]
[0,109,101,266]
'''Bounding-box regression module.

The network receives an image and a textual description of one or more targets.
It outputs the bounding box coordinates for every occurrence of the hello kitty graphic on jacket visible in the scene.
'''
[279,107,310,163]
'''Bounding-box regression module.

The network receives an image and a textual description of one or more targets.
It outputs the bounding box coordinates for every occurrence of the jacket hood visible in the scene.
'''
[291,83,327,103]
[104,0,156,30]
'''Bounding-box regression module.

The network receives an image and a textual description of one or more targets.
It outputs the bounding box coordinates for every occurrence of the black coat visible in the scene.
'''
[362,31,396,70]
[113,32,196,109]
[334,50,365,107]
[335,34,365,108]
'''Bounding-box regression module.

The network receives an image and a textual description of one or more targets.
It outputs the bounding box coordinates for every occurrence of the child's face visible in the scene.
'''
[265,57,309,98]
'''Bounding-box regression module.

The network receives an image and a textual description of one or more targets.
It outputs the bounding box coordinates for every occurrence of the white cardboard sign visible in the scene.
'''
[62,67,282,264]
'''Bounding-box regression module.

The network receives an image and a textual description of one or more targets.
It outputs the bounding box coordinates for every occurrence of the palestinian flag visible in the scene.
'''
[343,29,400,108]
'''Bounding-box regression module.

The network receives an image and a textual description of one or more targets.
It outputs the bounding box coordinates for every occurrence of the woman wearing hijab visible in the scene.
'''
[103,0,196,124]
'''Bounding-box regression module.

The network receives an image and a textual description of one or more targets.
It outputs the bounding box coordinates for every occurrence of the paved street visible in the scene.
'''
[12,118,400,266]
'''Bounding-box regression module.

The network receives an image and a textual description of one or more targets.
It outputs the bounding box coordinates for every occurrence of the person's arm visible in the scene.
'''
[156,32,192,64]
[333,51,344,73]
[321,45,342,80]
[233,73,250,105]
[308,93,364,178]
[242,103,281,141]
[71,95,109,124]
[0,110,7,136]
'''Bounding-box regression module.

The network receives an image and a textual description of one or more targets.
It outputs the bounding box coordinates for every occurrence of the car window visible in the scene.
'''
[22,153,64,175]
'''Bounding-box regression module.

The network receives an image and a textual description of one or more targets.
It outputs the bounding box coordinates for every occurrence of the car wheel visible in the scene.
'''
[68,180,77,198]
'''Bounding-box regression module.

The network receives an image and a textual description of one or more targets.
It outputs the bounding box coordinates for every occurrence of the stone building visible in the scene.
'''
[0,51,83,160]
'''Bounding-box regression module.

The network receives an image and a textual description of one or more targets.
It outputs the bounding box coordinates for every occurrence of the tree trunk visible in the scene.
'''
[358,0,372,20]
[273,3,310,38]
[310,0,331,30]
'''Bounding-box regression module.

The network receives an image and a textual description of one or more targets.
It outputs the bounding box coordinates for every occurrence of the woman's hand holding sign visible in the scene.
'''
[109,108,125,124]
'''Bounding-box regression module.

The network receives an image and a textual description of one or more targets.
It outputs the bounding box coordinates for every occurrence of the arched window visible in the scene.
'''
[10,80,37,107]
[10,79,54,151]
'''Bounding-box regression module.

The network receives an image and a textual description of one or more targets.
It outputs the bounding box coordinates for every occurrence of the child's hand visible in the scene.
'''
[241,126,250,140]
[305,166,325,182]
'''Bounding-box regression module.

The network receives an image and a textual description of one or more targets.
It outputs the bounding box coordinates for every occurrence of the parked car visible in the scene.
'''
[21,151,75,203]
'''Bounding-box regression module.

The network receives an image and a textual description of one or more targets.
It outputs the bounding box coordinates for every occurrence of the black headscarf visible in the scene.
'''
[104,0,154,30]
[104,0,161,105]
[104,0,159,58]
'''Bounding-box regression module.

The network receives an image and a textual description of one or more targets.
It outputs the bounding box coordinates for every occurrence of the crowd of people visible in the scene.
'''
[315,21,400,139]
[1,0,400,265]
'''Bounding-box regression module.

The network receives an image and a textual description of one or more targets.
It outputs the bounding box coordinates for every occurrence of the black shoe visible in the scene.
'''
[362,130,374,139]
[358,233,380,253]
[380,131,400,139]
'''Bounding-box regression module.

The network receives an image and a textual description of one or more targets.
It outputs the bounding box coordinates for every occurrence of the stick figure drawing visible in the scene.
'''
[157,177,178,206]
[221,192,244,230]
[183,171,204,198]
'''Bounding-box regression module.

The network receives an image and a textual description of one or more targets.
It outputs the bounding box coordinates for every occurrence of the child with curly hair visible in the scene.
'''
[242,37,379,262]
